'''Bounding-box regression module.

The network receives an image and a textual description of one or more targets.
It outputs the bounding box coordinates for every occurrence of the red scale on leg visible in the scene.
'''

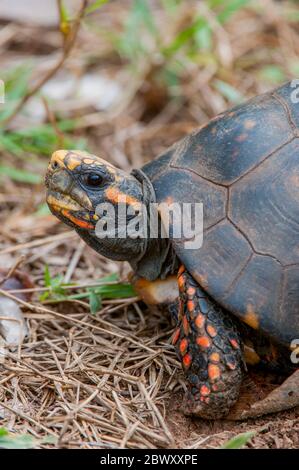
[172,328,181,345]
[208,364,221,382]
[187,286,196,297]
[229,338,240,350]
[178,275,185,292]
[200,396,210,404]
[196,336,211,349]
[200,385,211,397]
[182,315,189,335]
[183,353,192,369]
[177,265,185,277]
[195,313,205,329]
[178,298,184,320]
[207,324,217,338]
[179,338,188,355]
[227,362,237,370]
[173,268,244,419]
[187,300,195,313]
[210,352,220,363]
[224,354,238,370]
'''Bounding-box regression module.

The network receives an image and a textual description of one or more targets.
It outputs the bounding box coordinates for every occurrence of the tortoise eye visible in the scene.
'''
[84,173,103,188]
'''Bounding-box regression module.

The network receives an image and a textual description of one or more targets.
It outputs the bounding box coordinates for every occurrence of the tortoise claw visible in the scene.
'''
[227,369,299,420]
[181,391,233,420]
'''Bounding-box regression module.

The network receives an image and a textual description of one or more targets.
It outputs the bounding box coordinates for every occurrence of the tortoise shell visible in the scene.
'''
[142,82,299,347]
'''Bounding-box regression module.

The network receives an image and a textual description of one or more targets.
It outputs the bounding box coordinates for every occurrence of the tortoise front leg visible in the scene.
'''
[172,266,244,419]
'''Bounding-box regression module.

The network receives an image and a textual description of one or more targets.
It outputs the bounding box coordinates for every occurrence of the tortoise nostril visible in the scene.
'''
[52,160,59,170]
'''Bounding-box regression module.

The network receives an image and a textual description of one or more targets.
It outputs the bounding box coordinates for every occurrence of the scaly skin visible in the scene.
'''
[172,266,244,419]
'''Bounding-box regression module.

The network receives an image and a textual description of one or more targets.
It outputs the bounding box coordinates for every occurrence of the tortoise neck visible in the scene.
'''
[130,168,178,281]
[131,238,178,281]
[130,167,156,206]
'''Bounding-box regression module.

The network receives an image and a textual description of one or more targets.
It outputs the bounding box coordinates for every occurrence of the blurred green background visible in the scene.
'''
[0,0,299,236]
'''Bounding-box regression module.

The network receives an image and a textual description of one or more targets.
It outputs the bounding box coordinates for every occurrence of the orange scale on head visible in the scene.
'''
[61,210,94,230]
[65,155,83,171]
[105,187,140,208]
[83,158,96,165]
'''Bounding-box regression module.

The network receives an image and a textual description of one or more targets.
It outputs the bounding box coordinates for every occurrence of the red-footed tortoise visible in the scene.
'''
[45,81,299,419]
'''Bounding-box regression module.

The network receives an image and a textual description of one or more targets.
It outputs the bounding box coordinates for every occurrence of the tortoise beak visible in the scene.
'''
[45,151,95,230]
[45,152,93,211]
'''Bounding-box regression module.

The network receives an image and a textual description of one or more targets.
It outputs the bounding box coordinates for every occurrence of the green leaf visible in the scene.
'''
[214,80,244,104]
[259,65,285,84]
[133,0,157,35]
[52,274,64,289]
[0,428,57,449]
[195,24,212,51]
[0,434,36,449]
[1,121,86,158]
[0,134,23,155]
[160,0,181,14]
[44,265,51,287]
[35,203,51,216]
[0,64,32,122]
[163,16,208,57]
[0,165,42,184]
[211,0,250,24]
[69,281,136,302]
[89,289,102,314]
[0,66,88,156]
[40,266,70,301]
[222,431,255,449]
[117,0,157,62]
[40,272,136,304]
[85,0,109,15]
[58,1,70,23]
[289,60,299,77]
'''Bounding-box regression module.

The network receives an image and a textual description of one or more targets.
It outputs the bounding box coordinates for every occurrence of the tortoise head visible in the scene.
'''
[45,150,150,263]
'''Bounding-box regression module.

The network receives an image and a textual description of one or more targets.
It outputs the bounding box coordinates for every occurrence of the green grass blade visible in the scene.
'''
[89,289,102,314]
[0,428,57,449]
[0,165,42,184]
[222,431,255,449]
[85,0,109,15]
[214,80,244,104]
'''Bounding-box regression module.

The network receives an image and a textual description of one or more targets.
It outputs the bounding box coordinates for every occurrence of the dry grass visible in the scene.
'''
[0,0,299,448]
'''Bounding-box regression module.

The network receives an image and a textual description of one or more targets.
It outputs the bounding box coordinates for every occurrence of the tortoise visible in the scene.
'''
[45,81,299,419]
